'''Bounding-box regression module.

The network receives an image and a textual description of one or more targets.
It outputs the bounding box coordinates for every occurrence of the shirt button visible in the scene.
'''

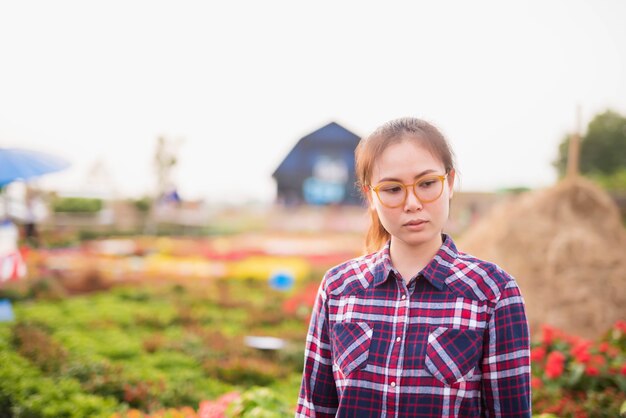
[396,337,401,342]
[390,382,396,388]
[401,295,406,300]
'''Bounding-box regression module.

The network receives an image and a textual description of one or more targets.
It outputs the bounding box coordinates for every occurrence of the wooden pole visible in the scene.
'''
[567,105,582,179]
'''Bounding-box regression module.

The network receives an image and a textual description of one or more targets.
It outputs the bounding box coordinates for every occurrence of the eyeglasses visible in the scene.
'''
[369,174,448,208]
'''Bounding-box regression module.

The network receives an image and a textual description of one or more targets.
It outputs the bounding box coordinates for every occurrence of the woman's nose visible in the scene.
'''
[404,189,423,211]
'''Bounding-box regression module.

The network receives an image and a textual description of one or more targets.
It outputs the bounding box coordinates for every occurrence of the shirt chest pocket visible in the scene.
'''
[331,322,373,377]
[424,327,483,386]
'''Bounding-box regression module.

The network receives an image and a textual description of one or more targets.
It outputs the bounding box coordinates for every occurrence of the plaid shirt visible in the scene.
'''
[296,234,531,417]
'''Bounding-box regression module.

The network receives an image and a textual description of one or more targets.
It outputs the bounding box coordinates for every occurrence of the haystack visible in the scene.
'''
[459,177,626,338]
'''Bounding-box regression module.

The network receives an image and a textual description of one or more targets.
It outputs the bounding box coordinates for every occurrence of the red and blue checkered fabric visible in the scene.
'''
[296,234,531,417]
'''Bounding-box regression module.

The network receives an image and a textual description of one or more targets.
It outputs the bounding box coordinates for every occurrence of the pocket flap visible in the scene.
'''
[332,322,373,377]
[425,327,482,385]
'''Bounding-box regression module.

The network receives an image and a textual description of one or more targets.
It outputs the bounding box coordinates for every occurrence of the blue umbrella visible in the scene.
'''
[0,148,70,187]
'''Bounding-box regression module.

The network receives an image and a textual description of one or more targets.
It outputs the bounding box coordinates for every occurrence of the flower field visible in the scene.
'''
[1,274,625,417]
[531,322,626,417]
[0,278,309,417]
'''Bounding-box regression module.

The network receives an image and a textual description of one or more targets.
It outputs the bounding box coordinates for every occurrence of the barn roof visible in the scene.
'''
[272,122,360,178]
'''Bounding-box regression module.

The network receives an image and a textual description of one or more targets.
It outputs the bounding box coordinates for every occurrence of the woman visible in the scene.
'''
[296,118,531,417]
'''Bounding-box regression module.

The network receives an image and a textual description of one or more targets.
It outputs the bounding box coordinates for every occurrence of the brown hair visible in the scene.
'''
[355,117,456,253]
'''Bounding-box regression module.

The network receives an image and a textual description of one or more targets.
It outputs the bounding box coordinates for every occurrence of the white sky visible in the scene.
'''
[1,0,625,204]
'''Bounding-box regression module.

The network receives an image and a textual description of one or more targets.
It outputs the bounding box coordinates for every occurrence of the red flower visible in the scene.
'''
[585,365,600,376]
[545,351,566,379]
[541,324,559,346]
[607,346,619,357]
[598,342,610,353]
[571,340,592,364]
[582,354,606,377]
[614,320,626,333]
[198,392,239,418]
[282,298,299,315]
[566,334,581,346]
[531,376,543,389]
[591,354,605,367]
[531,346,546,362]
[621,364,626,376]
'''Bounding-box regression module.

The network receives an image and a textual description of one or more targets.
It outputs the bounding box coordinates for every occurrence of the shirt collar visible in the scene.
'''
[373,233,458,291]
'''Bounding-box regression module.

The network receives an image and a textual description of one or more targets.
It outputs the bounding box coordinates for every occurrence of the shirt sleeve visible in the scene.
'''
[295,274,339,418]
[481,279,531,417]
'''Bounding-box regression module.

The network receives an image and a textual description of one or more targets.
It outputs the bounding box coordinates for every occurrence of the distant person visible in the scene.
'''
[23,214,38,249]
[296,118,531,417]
[0,218,26,282]
[23,187,44,248]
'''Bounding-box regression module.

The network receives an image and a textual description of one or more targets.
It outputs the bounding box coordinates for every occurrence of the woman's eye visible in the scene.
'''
[418,180,437,188]
[381,185,402,193]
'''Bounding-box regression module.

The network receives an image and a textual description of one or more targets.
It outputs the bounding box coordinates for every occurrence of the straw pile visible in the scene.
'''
[459,177,626,338]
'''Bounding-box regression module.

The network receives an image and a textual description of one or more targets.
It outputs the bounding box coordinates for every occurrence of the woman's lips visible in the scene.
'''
[404,220,426,226]
[404,220,427,230]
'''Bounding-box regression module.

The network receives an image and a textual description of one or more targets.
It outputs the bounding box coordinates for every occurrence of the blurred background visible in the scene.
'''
[1,1,625,417]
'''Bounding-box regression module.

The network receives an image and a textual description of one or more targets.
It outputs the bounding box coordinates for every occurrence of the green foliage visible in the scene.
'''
[132,196,153,213]
[63,356,128,400]
[268,372,304,412]
[30,276,69,300]
[159,377,232,408]
[0,281,32,301]
[589,168,626,192]
[554,110,626,184]
[204,356,280,386]
[78,229,103,241]
[53,197,103,213]
[496,186,532,194]
[3,283,292,413]
[12,321,68,373]
[0,349,119,417]
[226,387,292,418]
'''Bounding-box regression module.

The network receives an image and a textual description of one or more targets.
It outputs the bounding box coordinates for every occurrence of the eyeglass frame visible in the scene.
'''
[366,173,449,208]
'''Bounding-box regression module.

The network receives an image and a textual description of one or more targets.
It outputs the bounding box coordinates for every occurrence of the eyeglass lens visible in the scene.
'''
[377,176,443,207]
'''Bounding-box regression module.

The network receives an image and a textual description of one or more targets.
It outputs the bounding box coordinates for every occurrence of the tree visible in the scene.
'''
[154,136,179,198]
[554,110,626,183]
[145,136,183,234]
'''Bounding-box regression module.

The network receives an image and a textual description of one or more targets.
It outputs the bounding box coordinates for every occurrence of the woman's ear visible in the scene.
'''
[363,185,376,211]
[447,169,456,199]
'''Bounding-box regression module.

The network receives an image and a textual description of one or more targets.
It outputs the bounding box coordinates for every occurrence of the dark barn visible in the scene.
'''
[272,122,363,206]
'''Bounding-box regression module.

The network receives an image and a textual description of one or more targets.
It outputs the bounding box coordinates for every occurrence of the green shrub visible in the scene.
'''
[28,277,68,300]
[0,282,30,301]
[276,344,305,374]
[4,281,308,415]
[63,357,128,400]
[53,197,103,213]
[132,197,152,213]
[226,387,291,418]
[205,357,279,386]
[0,349,119,417]
[12,321,68,374]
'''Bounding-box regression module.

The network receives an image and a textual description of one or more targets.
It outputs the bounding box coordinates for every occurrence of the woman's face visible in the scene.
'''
[368,137,455,252]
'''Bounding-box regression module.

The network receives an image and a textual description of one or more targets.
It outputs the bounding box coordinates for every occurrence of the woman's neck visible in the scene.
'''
[389,234,444,282]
